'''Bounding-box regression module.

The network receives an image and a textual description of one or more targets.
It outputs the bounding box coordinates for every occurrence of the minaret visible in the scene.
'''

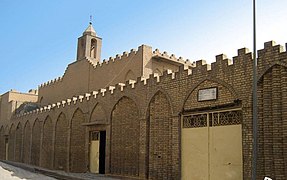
[76,22,102,63]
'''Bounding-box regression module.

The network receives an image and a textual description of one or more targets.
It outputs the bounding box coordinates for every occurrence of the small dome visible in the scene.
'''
[83,23,96,36]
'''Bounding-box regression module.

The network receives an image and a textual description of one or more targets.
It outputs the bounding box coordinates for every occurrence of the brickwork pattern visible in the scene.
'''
[90,104,107,123]
[0,126,5,159]
[257,65,287,180]
[23,121,31,164]
[184,80,235,110]
[8,125,15,161]
[15,123,22,162]
[111,97,140,177]
[148,91,173,180]
[0,41,287,179]
[70,108,86,172]
[31,119,41,166]
[41,116,53,169]
[54,113,68,171]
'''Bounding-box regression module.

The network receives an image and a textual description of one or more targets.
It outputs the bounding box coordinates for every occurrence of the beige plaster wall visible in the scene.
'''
[38,44,189,106]
[0,91,38,123]
[38,45,152,105]
[151,58,184,75]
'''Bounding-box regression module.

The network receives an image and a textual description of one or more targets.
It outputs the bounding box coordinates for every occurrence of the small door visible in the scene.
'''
[89,131,106,174]
[90,132,100,173]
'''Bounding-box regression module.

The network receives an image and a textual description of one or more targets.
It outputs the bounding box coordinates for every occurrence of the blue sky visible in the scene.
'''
[1,0,287,94]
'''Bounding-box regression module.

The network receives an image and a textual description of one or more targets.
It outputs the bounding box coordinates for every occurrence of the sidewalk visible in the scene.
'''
[0,160,137,180]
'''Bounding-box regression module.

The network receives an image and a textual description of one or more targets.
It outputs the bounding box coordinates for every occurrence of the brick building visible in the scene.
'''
[0,24,286,180]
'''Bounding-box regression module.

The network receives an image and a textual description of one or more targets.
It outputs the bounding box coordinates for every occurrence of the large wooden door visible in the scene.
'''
[181,109,243,180]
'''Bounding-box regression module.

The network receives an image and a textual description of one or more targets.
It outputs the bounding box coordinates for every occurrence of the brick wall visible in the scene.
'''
[54,113,68,171]
[0,41,287,179]
[148,91,173,179]
[41,116,53,169]
[0,126,4,159]
[8,125,15,161]
[22,121,31,163]
[14,123,22,162]
[111,96,140,177]
[31,119,41,166]
[70,108,86,172]
[257,65,287,180]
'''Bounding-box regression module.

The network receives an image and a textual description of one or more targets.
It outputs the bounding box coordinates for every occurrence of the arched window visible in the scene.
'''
[90,39,97,58]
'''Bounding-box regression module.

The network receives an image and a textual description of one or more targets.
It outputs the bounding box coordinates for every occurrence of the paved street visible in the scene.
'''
[0,162,55,180]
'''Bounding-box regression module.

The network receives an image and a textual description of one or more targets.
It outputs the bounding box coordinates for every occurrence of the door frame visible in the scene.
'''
[89,130,106,174]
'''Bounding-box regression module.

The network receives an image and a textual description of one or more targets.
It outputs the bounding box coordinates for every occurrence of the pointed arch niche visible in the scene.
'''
[124,70,136,82]
[147,91,173,179]
[54,112,68,171]
[31,119,41,166]
[15,122,22,162]
[8,124,15,161]
[183,79,237,111]
[23,121,31,164]
[90,103,107,124]
[41,116,53,169]
[110,96,140,177]
[70,108,86,173]
[256,64,287,178]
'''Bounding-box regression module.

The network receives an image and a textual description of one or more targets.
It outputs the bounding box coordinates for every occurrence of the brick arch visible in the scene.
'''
[23,121,31,164]
[15,122,22,162]
[258,62,287,82]
[256,64,287,178]
[144,88,175,118]
[41,116,53,169]
[70,108,86,172]
[4,125,9,135]
[124,69,136,81]
[8,124,15,161]
[54,112,68,171]
[90,103,107,123]
[0,126,5,160]
[31,119,41,166]
[183,77,239,110]
[110,96,140,177]
[147,90,173,179]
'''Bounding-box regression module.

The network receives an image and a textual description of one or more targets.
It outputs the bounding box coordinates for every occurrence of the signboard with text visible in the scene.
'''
[198,87,217,102]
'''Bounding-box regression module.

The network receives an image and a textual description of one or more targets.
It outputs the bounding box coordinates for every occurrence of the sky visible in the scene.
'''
[0,0,287,95]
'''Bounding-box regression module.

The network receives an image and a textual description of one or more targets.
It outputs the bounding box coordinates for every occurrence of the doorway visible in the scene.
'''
[89,131,106,174]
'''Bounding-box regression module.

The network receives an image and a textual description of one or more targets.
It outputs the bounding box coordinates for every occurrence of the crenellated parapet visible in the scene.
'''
[39,47,141,90]
[39,76,63,88]
[257,41,287,79]
[152,48,194,67]
[11,41,287,120]
[85,48,139,69]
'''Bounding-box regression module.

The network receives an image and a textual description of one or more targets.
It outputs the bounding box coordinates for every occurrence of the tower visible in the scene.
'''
[76,23,102,63]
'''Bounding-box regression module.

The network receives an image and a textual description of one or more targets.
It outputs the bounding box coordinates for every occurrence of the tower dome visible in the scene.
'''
[83,23,96,36]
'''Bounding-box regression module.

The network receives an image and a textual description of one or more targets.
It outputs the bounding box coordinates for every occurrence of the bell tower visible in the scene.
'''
[76,22,102,63]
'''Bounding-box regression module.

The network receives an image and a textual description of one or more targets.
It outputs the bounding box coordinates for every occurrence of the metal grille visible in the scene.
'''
[214,110,242,126]
[183,114,207,128]
[183,109,242,128]
[90,131,99,141]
